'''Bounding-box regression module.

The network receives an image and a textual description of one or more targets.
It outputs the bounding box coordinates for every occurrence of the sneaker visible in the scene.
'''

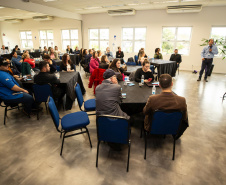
[197,78,201,81]
[204,78,208,82]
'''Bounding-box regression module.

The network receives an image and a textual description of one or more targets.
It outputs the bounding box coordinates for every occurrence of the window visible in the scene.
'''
[161,27,192,55]
[89,29,109,51]
[210,27,226,57]
[39,30,54,48]
[62,29,79,51]
[20,31,33,49]
[122,27,146,53]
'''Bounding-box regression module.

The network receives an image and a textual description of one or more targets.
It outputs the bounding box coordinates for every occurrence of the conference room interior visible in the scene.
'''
[0,0,226,184]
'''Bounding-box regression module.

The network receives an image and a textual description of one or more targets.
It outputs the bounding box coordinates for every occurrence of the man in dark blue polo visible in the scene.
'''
[0,57,34,115]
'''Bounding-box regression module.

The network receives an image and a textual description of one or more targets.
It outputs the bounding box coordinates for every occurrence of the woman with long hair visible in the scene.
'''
[49,47,59,60]
[99,55,109,69]
[154,48,163,59]
[60,53,75,72]
[89,51,100,74]
[97,50,102,61]
[110,59,127,81]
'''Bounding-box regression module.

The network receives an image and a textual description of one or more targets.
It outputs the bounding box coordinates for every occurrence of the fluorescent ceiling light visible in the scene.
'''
[153,1,178,3]
[84,7,102,9]
[127,3,139,6]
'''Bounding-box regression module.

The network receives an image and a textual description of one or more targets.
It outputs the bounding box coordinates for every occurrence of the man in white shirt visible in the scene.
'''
[0,45,9,55]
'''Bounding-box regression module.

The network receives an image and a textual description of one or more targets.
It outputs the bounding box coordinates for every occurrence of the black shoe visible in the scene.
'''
[204,78,208,82]
[197,78,201,81]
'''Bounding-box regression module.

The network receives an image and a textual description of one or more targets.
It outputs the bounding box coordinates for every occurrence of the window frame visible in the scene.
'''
[19,30,33,50]
[161,26,192,56]
[61,29,79,51]
[88,28,109,51]
[121,27,147,53]
[39,30,54,49]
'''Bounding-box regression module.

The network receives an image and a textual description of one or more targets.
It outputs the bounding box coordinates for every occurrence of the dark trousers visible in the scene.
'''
[199,58,213,79]
[4,93,35,113]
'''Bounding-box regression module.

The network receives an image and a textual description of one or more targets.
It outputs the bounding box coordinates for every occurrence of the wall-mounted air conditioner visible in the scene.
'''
[108,9,136,16]
[33,16,53,21]
[167,5,202,13]
[5,19,23,23]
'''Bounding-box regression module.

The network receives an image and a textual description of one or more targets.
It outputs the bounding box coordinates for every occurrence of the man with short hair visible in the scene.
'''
[34,61,65,101]
[0,45,9,54]
[43,46,48,56]
[11,51,23,72]
[0,57,34,115]
[95,69,129,119]
[143,74,188,139]
[197,39,218,82]
[66,45,73,54]
[170,49,182,69]
[42,54,57,73]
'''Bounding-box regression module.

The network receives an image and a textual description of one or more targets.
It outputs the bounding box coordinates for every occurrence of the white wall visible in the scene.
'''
[82,7,226,74]
[0,17,82,52]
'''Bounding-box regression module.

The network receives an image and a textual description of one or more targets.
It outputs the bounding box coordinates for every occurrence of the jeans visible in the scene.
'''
[199,58,213,79]
[4,93,35,114]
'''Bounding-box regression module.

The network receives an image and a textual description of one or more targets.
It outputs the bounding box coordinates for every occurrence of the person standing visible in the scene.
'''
[170,49,182,69]
[197,39,218,82]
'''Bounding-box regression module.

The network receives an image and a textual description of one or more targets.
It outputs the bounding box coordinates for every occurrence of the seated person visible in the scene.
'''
[170,49,182,69]
[74,46,80,54]
[0,45,9,54]
[34,61,65,102]
[0,57,34,115]
[11,51,23,72]
[154,48,163,59]
[54,46,61,54]
[60,53,75,72]
[105,47,113,58]
[66,45,73,54]
[43,46,48,56]
[110,59,127,81]
[22,53,39,71]
[87,49,93,62]
[82,49,90,64]
[43,54,57,73]
[95,69,129,120]
[116,46,124,59]
[138,48,147,59]
[48,47,59,60]
[99,55,109,69]
[97,50,102,61]
[23,50,33,59]
[143,74,188,139]
[135,59,154,82]
[89,51,100,74]
[138,50,146,65]
[12,45,21,53]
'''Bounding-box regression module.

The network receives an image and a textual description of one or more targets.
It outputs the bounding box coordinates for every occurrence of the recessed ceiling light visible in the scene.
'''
[84,7,102,10]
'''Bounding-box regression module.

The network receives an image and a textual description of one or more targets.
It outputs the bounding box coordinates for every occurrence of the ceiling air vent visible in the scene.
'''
[108,9,136,16]
[33,16,53,21]
[167,5,202,13]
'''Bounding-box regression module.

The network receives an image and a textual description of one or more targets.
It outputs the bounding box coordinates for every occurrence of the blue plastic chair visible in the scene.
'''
[56,66,60,72]
[75,83,96,115]
[134,55,138,64]
[144,110,183,160]
[96,115,131,172]
[47,96,92,155]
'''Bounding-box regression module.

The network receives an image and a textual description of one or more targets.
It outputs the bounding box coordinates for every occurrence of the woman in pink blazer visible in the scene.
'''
[89,51,100,74]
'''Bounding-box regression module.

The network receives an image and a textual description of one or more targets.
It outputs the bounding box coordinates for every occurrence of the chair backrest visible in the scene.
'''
[150,110,182,135]
[134,55,138,63]
[21,62,31,76]
[97,115,130,144]
[75,83,84,108]
[33,84,53,102]
[47,96,60,131]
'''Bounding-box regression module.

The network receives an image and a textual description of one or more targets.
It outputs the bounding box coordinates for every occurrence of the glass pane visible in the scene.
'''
[123,28,133,40]
[40,40,46,48]
[62,40,70,51]
[177,27,192,41]
[89,29,98,40]
[135,28,146,40]
[211,27,226,41]
[21,40,27,49]
[71,30,78,39]
[162,41,174,55]
[26,31,32,39]
[62,30,70,39]
[27,40,33,48]
[176,42,190,55]
[100,41,109,51]
[71,40,79,49]
[47,30,53,39]
[162,27,176,41]
[89,41,99,50]
[134,41,145,53]
[48,40,54,48]
[40,31,46,39]
[100,29,109,40]
[122,41,133,53]
[20,32,26,39]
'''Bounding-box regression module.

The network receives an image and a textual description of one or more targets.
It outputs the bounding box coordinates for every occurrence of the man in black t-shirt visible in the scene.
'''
[135,59,154,82]
[170,49,182,69]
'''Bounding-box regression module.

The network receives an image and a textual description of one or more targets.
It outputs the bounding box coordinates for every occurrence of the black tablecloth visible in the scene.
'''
[149,59,177,78]
[22,71,85,110]
[59,54,79,65]
[119,81,161,115]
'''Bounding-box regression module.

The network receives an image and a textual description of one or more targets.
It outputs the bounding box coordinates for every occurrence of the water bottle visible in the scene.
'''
[152,85,156,95]
[141,75,144,85]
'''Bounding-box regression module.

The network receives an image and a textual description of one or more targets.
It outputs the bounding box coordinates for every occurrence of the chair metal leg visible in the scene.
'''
[127,141,131,172]
[144,132,147,160]
[85,127,92,148]
[172,137,176,160]
[4,107,7,125]
[60,132,66,156]
[96,141,100,167]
